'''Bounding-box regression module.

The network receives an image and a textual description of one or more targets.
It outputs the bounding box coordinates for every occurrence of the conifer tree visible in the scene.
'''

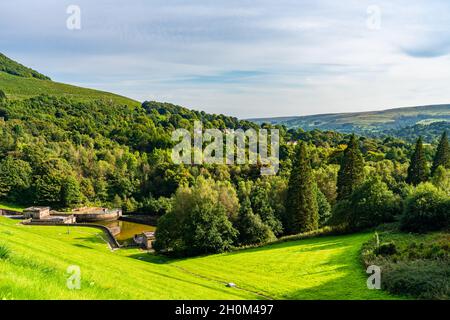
[406,137,429,185]
[285,142,319,234]
[431,131,450,175]
[336,134,364,200]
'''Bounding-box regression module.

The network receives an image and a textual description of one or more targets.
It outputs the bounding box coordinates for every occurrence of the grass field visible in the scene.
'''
[0,217,397,300]
[0,203,25,212]
[0,71,139,106]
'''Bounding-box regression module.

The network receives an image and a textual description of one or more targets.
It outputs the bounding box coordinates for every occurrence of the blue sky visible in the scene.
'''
[1,0,450,118]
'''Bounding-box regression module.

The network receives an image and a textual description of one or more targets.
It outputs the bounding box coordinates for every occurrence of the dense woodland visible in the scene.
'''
[0,89,449,258]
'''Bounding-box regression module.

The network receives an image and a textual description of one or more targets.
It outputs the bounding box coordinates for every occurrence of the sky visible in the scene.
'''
[1,0,450,118]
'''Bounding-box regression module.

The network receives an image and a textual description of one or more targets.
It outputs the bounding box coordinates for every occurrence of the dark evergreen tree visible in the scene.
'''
[406,137,429,185]
[236,195,274,245]
[431,131,450,175]
[285,142,319,234]
[336,134,364,200]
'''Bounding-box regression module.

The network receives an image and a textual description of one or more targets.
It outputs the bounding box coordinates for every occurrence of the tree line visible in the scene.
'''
[154,131,449,256]
[0,92,448,256]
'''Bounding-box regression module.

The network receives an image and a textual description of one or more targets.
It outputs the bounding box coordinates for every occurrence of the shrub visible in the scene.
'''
[362,232,450,299]
[375,242,397,256]
[331,177,401,230]
[0,89,6,102]
[0,243,10,259]
[139,196,172,215]
[401,183,449,233]
[383,260,450,300]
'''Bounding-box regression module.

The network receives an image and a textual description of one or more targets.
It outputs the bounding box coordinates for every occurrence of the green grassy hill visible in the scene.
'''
[0,217,394,300]
[0,53,50,80]
[0,72,139,106]
[0,53,139,106]
[2,52,446,137]
[249,105,450,135]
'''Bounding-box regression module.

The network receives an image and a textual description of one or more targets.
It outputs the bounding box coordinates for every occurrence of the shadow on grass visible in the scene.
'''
[125,233,399,300]
[127,252,171,264]
[223,234,362,257]
[281,260,400,300]
[72,243,94,249]
[276,238,399,300]
[128,233,365,265]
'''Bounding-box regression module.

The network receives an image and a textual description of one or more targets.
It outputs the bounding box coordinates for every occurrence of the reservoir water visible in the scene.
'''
[95,219,156,245]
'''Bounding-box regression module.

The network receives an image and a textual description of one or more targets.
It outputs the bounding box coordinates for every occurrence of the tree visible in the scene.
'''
[406,137,429,186]
[33,172,63,206]
[401,183,449,233]
[330,177,400,230]
[250,180,283,235]
[350,177,399,229]
[153,177,238,256]
[314,165,338,205]
[152,206,181,253]
[182,202,237,256]
[315,187,331,227]
[0,157,32,202]
[60,176,82,208]
[431,166,450,195]
[285,142,319,234]
[336,135,364,200]
[431,131,450,175]
[235,196,275,246]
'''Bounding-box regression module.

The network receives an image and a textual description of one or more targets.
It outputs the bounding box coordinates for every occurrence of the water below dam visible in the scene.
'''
[95,219,156,245]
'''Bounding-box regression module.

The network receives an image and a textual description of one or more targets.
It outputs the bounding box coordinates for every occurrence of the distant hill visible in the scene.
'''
[0,53,139,106]
[377,121,450,143]
[248,105,450,135]
[1,52,448,141]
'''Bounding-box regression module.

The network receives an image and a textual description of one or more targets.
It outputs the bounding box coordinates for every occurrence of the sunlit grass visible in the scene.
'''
[171,234,397,299]
[0,217,398,300]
